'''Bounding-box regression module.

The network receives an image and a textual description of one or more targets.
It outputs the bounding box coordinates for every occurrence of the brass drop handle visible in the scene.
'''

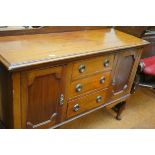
[59,94,64,106]
[73,104,80,112]
[76,83,82,92]
[100,76,106,84]
[103,59,110,67]
[96,96,102,103]
[79,64,85,73]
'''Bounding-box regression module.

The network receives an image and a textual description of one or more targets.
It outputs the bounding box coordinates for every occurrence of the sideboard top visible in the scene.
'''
[0,28,149,70]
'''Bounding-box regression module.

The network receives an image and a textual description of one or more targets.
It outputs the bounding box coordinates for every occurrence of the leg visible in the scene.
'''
[112,101,126,120]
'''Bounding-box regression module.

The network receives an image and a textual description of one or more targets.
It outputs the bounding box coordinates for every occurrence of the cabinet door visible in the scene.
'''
[21,66,67,129]
[111,49,142,99]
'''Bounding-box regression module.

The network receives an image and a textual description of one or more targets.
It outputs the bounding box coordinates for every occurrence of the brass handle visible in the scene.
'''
[73,104,80,112]
[59,94,64,106]
[79,64,85,73]
[96,96,102,103]
[76,84,82,92]
[100,76,106,84]
[103,59,110,67]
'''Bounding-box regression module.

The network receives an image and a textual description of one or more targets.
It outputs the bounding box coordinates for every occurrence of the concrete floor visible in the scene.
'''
[60,87,155,129]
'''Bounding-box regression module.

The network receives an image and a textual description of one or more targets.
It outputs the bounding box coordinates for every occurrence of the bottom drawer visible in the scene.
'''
[67,88,107,118]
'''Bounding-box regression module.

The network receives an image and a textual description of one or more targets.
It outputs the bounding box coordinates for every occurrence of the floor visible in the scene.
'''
[60,87,155,129]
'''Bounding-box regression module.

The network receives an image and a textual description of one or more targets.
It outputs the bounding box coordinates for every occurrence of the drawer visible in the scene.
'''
[69,71,111,99]
[67,88,107,118]
[72,54,114,80]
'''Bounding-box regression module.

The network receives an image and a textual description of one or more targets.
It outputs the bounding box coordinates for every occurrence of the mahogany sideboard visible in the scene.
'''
[0,28,149,129]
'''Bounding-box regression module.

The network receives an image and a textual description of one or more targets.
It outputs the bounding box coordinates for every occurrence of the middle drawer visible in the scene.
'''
[68,71,111,99]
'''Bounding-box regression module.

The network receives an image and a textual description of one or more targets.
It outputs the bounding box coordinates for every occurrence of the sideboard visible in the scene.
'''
[0,28,149,129]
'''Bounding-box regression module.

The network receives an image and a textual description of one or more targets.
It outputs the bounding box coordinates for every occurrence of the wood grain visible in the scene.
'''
[21,66,67,128]
[69,71,111,99]
[110,49,140,100]
[0,27,149,129]
[0,28,149,70]
[12,73,22,128]
[67,88,108,118]
[71,54,114,80]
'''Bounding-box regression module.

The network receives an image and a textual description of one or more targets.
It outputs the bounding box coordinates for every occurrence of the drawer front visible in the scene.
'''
[69,71,111,99]
[67,89,107,118]
[72,54,114,80]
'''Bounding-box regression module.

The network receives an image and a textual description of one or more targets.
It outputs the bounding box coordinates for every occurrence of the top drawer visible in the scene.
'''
[71,54,114,80]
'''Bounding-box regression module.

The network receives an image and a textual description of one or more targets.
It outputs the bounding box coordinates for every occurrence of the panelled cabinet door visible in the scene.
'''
[21,66,67,129]
[111,49,141,99]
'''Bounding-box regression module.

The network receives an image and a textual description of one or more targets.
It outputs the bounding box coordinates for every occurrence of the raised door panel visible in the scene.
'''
[113,54,134,93]
[110,49,142,100]
[21,66,66,129]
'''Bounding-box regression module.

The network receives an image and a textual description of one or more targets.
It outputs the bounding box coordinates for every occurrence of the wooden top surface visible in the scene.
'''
[0,28,149,70]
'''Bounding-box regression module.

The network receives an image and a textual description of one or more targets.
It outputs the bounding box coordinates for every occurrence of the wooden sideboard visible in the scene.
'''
[0,28,149,129]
